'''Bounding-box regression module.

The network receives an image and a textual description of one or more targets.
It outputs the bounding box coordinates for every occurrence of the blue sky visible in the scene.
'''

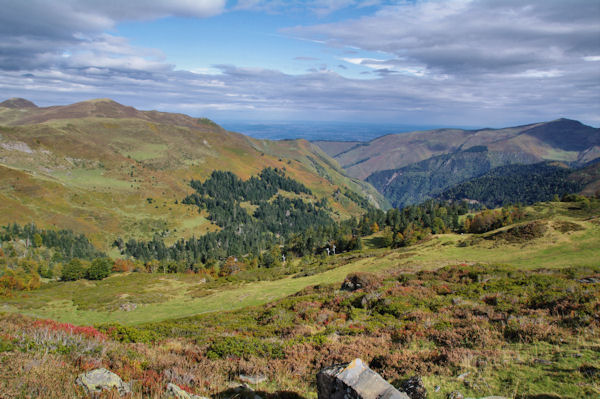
[0,0,599,127]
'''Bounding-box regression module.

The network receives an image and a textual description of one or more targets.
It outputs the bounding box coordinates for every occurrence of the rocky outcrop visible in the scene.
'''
[317,358,409,399]
[76,368,131,396]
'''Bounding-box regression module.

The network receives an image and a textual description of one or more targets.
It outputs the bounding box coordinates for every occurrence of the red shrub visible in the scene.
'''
[33,319,108,341]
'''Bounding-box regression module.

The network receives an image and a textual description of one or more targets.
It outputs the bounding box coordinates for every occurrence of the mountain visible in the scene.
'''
[315,119,600,180]
[315,119,600,207]
[436,161,585,208]
[365,147,539,207]
[0,98,385,249]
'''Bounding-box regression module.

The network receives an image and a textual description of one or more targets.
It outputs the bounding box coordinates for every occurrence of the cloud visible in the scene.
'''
[0,0,598,126]
[294,56,320,61]
[287,0,600,76]
[0,0,226,71]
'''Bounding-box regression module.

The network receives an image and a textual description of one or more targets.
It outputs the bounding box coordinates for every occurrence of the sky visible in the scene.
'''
[0,0,599,127]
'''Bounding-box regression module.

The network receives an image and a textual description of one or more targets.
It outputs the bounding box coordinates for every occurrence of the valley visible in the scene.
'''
[0,98,598,398]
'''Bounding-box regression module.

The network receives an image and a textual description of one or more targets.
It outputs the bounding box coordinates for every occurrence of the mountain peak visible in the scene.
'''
[0,98,38,109]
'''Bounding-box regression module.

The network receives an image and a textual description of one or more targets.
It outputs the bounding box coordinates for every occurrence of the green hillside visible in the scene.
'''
[0,98,385,249]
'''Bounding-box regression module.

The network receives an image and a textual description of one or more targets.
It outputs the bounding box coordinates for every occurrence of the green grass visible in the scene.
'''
[3,203,598,326]
[51,168,135,191]
[123,143,168,161]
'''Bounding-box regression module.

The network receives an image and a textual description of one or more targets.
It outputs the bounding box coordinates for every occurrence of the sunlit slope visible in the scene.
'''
[0,98,386,248]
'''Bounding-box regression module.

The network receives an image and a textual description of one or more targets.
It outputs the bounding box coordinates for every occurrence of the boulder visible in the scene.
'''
[317,358,409,399]
[238,374,267,384]
[400,376,427,399]
[165,382,208,399]
[76,368,131,396]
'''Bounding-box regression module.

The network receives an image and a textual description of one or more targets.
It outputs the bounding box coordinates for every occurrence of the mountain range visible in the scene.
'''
[315,119,600,207]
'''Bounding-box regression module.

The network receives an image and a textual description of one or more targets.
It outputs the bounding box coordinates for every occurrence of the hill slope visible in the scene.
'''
[0,98,385,249]
[436,161,585,208]
[315,119,600,180]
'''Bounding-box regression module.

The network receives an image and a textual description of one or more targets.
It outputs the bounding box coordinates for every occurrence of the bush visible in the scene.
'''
[206,336,284,360]
[86,258,112,280]
[61,258,85,281]
[97,323,157,344]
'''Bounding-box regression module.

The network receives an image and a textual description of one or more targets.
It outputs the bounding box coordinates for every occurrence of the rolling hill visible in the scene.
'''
[0,98,386,249]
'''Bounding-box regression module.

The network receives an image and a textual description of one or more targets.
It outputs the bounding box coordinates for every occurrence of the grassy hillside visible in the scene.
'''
[0,201,598,398]
[0,98,385,249]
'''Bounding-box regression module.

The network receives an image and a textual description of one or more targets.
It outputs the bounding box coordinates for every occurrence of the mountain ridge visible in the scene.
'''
[0,98,386,248]
[314,118,599,180]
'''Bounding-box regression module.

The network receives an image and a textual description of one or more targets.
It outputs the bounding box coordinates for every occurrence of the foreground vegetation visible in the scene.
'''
[0,200,598,398]
[0,263,598,398]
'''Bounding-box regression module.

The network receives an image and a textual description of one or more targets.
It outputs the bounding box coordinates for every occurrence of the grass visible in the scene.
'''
[3,202,599,326]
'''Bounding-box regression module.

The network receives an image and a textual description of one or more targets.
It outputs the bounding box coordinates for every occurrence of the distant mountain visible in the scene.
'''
[0,98,385,248]
[436,161,585,208]
[315,119,599,208]
[0,98,38,108]
[315,119,600,180]
[365,147,539,208]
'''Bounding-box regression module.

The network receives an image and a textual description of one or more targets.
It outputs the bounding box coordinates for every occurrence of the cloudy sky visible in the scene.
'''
[1,0,599,127]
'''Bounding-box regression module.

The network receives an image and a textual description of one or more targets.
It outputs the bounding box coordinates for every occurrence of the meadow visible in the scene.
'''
[0,201,598,398]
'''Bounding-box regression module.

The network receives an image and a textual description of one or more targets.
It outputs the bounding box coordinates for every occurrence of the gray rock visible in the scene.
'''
[447,393,464,399]
[165,382,208,399]
[578,277,600,284]
[238,374,267,384]
[317,358,409,399]
[400,375,427,399]
[457,372,470,380]
[119,302,137,312]
[76,368,131,396]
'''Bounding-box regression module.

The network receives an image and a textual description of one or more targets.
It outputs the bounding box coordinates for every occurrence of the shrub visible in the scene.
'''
[86,258,112,280]
[97,323,157,344]
[61,258,85,281]
[206,336,284,360]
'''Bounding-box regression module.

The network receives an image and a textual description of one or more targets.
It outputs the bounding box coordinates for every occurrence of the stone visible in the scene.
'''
[165,382,208,399]
[317,358,409,399]
[447,393,464,399]
[119,302,137,312]
[400,375,427,399]
[238,374,267,384]
[578,277,600,284]
[457,372,470,380]
[76,368,131,396]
